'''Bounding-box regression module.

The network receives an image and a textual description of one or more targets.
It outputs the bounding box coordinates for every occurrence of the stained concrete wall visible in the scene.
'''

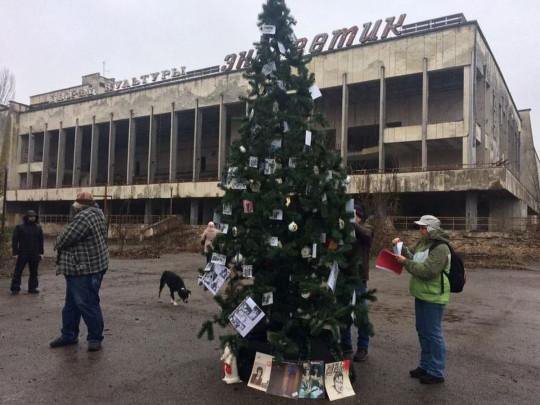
[517,110,540,203]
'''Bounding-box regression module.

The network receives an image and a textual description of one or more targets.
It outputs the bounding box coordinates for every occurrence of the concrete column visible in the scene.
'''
[147,106,157,184]
[72,119,82,187]
[378,65,386,171]
[465,192,478,231]
[16,133,23,165]
[190,199,199,225]
[126,110,136,185]
[169,103,178,183]
[192,100,202,181]
[56,122,66,188]
[89,117,99,186]
[218,95,227,180]
[463,61,476,167]
[27,126,34,188]
[144,199,153,225]
[421,58,429,170]
[340,73,349,167]
[107,113,116,186]
[489,197,527,232]
[41,124,50,188]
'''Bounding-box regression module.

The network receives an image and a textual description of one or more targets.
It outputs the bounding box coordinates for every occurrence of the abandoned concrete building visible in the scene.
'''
[1,14,539,230]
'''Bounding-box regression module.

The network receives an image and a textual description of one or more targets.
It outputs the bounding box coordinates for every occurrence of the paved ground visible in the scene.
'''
[1,252,539,404]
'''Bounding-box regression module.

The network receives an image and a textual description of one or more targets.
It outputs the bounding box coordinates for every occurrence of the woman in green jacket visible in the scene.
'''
[394,215,450,384]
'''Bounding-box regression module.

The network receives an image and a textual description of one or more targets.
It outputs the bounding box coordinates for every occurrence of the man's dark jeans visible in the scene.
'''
[10,254,40,292]
[61,271,105,343]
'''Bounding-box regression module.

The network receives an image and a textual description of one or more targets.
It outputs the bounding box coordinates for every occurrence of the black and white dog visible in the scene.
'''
[159,271,191,306]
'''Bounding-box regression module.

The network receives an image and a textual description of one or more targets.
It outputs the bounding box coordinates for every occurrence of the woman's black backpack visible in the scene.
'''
[431,241,466,293]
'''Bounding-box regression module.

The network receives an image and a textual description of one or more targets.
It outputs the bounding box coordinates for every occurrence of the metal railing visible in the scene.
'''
[401,14,467,36]
[392,216,539,232]
[38,214,171,225]
[349,161,511,176]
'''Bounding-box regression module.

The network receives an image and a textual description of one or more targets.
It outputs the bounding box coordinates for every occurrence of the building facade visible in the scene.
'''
[1,14,539,229]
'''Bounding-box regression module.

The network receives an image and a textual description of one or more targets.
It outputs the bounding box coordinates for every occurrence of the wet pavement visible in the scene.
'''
[1,253,539,404]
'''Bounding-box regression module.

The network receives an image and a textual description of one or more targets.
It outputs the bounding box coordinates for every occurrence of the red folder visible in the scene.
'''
[375,249,403,275]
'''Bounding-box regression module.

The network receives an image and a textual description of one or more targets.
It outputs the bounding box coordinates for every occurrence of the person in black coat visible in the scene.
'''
[10,210,44,294]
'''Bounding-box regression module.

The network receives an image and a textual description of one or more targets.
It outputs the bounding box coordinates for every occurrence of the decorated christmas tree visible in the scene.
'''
[199,0,374,370]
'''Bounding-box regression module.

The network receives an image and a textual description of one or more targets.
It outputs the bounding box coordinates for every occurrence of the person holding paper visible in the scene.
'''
[393,215,450,384]
[341,205,373,362]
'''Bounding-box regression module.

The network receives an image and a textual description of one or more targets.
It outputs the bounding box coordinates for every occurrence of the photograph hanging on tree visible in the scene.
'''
[202,264,230,296]
[228,297,265,337]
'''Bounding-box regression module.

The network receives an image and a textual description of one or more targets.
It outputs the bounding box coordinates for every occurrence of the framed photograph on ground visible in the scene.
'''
[266,362,302,399]
[247,352,273,392]
[298,361,325,399]
[324,361,355,401]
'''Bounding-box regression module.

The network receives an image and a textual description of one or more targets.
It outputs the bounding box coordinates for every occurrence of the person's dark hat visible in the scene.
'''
[26,210,37,217]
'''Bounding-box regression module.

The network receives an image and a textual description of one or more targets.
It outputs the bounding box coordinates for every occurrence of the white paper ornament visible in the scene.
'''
[261,61,276,76]
[288,157,297,168]
[242,264,253,278]
[313,166,319,175]
[277,41,286,54]
[309,84,322,100]
[339,218,345,229]
[261,24,276,35]
[232,253,244,265]
[301,291,311,299]
[288,221,298,232]
[305,130,312,146]
[248,156,258,168]
[232,226,238,237]
[250,180,261,193]
[283,121,290,133]
[262,292,274,306]
[301,246,311,258]
[222,203,232,216]
[269,209,283,220]
[239,145,246,153]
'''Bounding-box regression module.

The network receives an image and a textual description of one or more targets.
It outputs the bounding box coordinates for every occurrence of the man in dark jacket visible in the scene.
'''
[341,205,374,362]
[10,210,44,294]
[49,191,108,352]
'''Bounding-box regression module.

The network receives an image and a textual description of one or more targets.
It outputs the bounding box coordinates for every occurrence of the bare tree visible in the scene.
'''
[0,68,15,105]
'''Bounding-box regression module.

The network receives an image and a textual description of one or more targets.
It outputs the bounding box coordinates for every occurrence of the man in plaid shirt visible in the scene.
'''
[50,191,108,352]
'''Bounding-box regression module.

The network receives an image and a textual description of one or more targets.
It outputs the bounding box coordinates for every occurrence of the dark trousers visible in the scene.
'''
[341,280,370,350]
[10,254,40,292]
[61,271,105,343]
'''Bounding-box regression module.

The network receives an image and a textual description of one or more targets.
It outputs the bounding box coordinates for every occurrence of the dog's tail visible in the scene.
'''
[159,272,166,297]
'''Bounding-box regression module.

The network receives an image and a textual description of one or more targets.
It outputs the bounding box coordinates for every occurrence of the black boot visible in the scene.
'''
[419,374,445,384]
[409,367,427,378]
[49,337,78,348]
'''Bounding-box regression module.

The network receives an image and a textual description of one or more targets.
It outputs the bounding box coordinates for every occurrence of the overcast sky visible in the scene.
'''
[2,0,539,148]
